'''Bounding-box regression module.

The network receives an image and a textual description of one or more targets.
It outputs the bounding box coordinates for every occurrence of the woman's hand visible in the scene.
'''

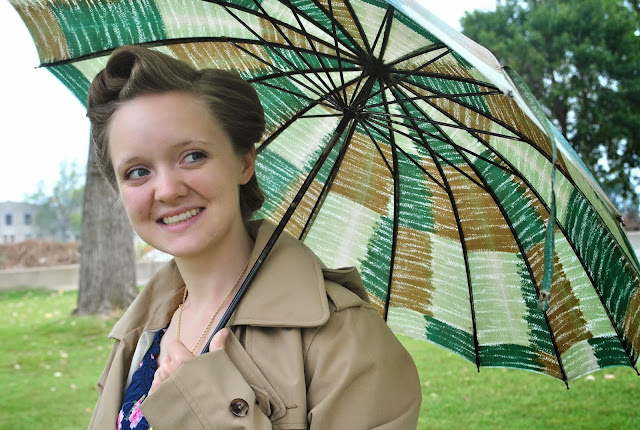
[207,328,230,352]
[149,340,192,394]
[149,328,230,394]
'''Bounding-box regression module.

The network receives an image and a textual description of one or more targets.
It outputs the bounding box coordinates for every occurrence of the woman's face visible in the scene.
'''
[108,91,255,259]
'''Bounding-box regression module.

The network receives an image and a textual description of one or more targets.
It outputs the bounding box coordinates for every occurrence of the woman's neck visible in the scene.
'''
[174,226,254,306]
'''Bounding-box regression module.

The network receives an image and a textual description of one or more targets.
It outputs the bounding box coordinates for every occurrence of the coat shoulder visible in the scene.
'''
[324,279,374,312]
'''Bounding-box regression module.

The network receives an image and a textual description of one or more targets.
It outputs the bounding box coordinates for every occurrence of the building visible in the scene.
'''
[0,201,38,243]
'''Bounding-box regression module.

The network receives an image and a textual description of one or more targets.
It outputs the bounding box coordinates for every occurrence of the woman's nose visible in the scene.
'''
[154,169,188,202]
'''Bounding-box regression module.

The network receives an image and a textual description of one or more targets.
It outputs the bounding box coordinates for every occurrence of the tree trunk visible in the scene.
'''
[74,140,138,315]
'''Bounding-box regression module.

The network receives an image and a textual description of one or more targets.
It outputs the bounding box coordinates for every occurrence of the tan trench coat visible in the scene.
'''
[88,222,422,429]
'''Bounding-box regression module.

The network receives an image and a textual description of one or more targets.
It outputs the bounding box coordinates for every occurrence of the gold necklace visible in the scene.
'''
[176,260,249,354]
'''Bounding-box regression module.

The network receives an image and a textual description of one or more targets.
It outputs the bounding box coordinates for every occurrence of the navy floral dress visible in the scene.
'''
[117,328,166,430]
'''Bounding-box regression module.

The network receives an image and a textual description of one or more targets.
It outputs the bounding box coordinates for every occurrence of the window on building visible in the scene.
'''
[5,214,12,226]
[25,213,32,225]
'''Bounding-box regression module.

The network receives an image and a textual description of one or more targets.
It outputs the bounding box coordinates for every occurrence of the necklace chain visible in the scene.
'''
[176,260,250,354]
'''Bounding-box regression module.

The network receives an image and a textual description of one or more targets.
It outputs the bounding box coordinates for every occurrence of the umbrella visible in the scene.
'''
[11,0,640,385]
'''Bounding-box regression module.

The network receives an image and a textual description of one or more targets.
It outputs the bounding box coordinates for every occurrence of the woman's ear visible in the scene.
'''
[238,147,256,185]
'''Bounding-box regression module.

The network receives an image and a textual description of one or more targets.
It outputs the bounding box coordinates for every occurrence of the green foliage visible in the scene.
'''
[0,289,638,429]
[26,161,85,241]
[461,0,640,208]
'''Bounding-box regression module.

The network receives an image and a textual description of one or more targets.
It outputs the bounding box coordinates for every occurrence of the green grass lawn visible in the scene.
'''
[1,288,638,429]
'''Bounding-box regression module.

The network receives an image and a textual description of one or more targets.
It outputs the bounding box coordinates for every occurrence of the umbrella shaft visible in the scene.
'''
[202,115,355,353]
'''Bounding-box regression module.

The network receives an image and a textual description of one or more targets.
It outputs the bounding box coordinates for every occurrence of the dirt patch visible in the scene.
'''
[0,240,80,270]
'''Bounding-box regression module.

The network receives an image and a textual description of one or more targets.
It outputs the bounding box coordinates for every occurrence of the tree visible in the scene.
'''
[461,0,640,208]
[27,161,84,241]
[74,139,139,316]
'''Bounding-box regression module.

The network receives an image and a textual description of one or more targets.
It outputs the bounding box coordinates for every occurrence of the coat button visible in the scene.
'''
[230,398,249,417]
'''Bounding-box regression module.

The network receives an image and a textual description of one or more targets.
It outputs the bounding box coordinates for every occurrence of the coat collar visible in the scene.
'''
[110,220,365,340]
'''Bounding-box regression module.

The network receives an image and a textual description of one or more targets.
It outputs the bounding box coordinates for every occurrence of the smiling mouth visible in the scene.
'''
[161,208,202,226]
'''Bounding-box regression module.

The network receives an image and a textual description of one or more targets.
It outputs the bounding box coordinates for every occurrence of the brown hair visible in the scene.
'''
[87,45,266,226]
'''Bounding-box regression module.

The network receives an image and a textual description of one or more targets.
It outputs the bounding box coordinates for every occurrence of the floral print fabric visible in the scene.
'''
[117,328,166,430]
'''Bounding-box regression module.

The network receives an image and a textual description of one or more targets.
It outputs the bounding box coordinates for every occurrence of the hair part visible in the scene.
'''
[87,46,266,226]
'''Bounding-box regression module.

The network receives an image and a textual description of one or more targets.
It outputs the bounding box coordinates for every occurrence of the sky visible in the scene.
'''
[0,0,496,202]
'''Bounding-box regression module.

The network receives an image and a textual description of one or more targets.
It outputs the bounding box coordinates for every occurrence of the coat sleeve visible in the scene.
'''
[139,348,273,430]
[304,300,422,429]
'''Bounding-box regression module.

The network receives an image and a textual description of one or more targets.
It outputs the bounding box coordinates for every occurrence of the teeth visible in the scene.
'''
[163,208,201,225]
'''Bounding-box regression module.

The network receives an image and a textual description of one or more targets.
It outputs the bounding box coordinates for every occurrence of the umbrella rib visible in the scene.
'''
[410,78,640,367]
[370,114,519,175]
[372,112,521,141]
[358,121,394,176]
[256,101,321,154]
[376,4,394,62]
[248,66,362,83]
[364,117,488,191]
[383,44,503,92]
[442,133,571,386]
[326,0,350,106]
[249,0,337,97]
[227,40,345,104]
[252,71,367,114]
[300,113,348,119]
[394,82,554,175]
[383,44,450,68]
[394,86,572,384]
[203,0,362,58]
[365,115,517,179]
[286,1,344,104]
[339,0,373,54]
[37,32,353,67]
[403,72,502,90]
[361,48,458,103]
[251,80,341,112]
[380,88,400,321]
[359,43,502,113]
[301,0,371,58]
[428,87,638,374]
[543,221,640,370]
[363,120,446,190]
[396,80,573,177]
[299,119,359,241]
[367,90,503,107]
[204,114,355,353]
[372,80,566,192]
[439,111,640,369]
[364,115,507,191]
[216,5,335,101]
[304,74,395,240]
[383,44,504,93]
[347,6,394,108]
[395,99,482,373]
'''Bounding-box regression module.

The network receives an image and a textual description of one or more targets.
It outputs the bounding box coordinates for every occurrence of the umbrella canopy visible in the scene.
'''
[12,0,640,384]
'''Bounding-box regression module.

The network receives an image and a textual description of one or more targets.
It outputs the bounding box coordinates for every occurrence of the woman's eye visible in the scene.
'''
[124,167,150,180]
[183,151,207,164]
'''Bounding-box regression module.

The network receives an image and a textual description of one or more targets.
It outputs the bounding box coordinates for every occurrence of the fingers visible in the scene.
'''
[207,328,230,352]
[149,340,194,394]
[167,339,194,363]
[148,331,230,395]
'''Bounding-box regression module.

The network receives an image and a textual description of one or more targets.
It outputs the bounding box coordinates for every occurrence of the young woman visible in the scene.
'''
[86,46,421,430]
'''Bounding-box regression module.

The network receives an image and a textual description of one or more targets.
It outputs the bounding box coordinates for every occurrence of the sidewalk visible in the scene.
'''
[0,259,167,291]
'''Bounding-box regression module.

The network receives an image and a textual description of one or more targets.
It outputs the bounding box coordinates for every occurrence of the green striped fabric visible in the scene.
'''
[12,0,639,383]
